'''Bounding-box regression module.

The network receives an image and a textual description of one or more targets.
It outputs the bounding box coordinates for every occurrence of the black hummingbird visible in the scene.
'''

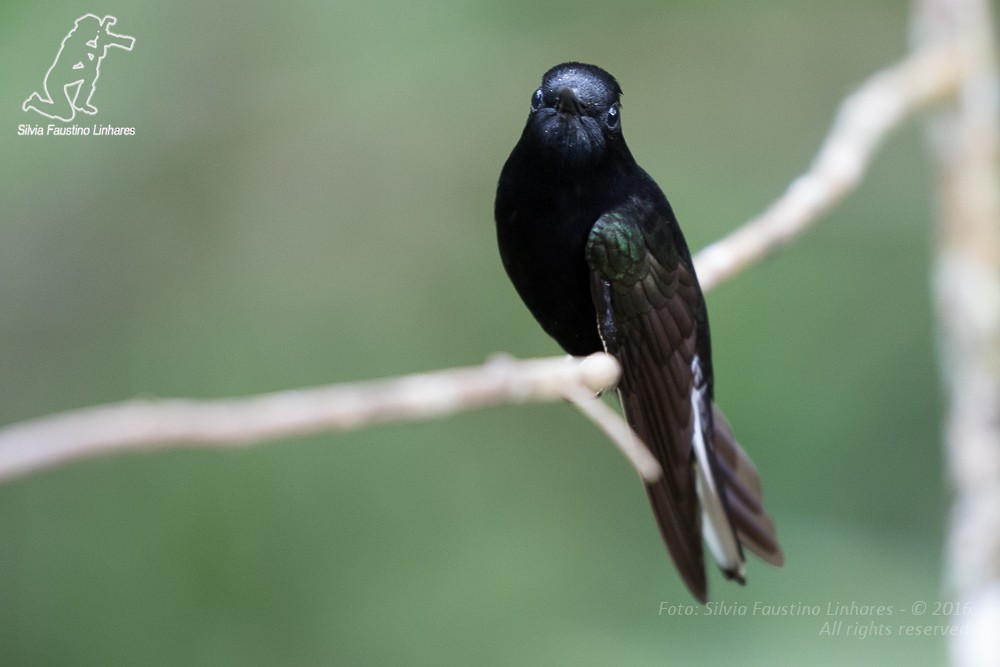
[494,62,783,602]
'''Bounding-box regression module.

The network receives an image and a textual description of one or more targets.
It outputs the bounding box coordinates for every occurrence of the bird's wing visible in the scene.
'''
[585,199,781,602]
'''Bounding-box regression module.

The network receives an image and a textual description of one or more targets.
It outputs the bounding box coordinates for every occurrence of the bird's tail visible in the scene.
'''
[710,405,784,568]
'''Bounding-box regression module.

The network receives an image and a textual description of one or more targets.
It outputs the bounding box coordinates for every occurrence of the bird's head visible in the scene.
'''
[523,62,627,168]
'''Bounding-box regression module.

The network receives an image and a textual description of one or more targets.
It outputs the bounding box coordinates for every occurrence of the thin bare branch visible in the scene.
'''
[0,353,642,484]
[694,42,964,291]
[560,383,663,482]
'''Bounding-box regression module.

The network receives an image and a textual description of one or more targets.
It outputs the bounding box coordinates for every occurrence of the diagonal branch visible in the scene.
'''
[694,42,964,291]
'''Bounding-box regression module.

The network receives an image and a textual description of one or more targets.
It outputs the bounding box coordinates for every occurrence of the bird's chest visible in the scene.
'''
[497,179,616,355]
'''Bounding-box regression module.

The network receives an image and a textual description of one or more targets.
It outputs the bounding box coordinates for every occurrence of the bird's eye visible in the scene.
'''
[606,103,621,130]
[530,88,543,112]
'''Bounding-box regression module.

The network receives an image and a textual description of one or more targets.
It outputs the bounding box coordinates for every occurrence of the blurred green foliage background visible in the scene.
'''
[1,1,953,664]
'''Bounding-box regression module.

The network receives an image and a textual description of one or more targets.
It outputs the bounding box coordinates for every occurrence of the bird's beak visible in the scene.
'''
[554,86,585,116]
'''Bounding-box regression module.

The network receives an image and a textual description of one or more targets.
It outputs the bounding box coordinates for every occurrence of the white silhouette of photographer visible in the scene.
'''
[23,14,135,122]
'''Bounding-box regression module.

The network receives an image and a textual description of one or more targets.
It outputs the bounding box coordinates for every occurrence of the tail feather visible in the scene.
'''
[711,406,784,567]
